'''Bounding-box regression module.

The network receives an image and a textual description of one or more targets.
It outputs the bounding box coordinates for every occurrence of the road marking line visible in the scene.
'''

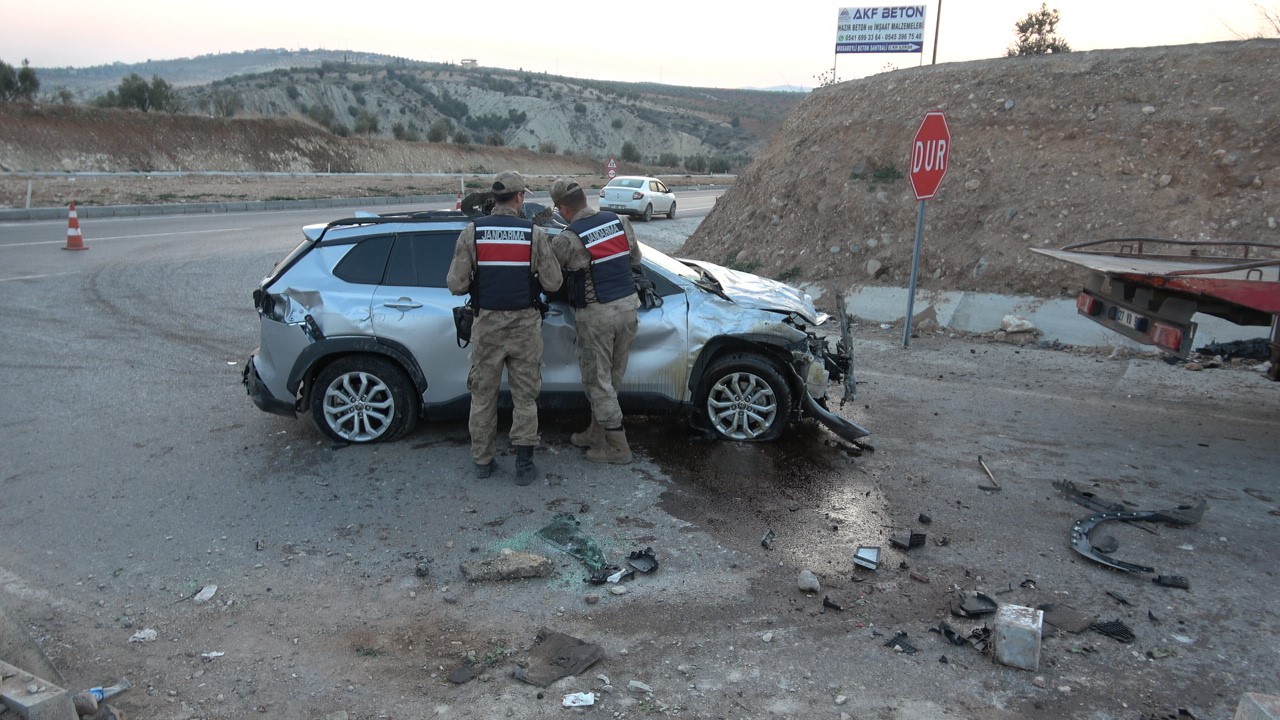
[0,271,81,282]
[0,227,250,248]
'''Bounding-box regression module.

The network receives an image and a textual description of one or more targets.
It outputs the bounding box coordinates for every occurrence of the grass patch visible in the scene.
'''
[775,266,803,283]
[355,646,385,657]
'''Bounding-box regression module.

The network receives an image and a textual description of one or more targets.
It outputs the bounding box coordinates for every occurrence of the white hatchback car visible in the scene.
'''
[599,175,676,222]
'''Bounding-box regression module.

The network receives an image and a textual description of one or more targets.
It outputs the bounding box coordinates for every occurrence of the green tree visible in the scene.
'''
[1007,4,1071,56]
[621,141,640,163]
[684,155,708,173]
[0,58,40,101]
[104,73,181,112]
[427,118,453,142]
[353,110,379,135]
[209,87,243,117]
[453,129,471,146]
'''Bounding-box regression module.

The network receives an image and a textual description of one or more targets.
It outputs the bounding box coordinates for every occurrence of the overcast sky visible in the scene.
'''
[1,0,1273,88]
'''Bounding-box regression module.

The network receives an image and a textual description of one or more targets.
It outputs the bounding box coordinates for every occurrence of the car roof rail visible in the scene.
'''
[313,209,473,241]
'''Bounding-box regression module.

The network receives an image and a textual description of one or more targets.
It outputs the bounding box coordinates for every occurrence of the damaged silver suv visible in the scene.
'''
[242,205,868,445]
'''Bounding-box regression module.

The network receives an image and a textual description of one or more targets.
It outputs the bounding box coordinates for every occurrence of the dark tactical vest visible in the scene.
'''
[567,211,634,308]
[472,215,538,311]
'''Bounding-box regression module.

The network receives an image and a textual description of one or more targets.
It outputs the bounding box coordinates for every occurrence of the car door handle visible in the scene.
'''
[383,298,423,310]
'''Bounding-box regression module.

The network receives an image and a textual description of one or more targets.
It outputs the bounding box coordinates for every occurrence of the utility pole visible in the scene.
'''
[931,0,943,65]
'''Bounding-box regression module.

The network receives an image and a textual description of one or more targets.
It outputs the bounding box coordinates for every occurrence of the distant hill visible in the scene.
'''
[35,49,805,168]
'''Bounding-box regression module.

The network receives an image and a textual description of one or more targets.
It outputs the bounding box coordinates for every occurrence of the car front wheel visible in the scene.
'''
[641,203,653,222]
[697,353,793,441]
[309,355,418,443]
[666,201,676,220]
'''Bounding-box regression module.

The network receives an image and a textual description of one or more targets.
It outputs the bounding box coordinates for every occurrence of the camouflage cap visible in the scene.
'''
[491,170,530,194]
[549,179,582,206]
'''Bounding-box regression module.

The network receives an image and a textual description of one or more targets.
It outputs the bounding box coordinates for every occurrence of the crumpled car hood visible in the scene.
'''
[684,260,826,325]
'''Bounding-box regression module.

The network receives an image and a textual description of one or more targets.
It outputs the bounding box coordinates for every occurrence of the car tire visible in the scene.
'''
[697,353,793,441]
[666,201,676,220]
[309,355,418,444]
[641,204,653,222]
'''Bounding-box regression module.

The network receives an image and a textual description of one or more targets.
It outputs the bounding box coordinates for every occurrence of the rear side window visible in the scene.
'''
[383,231,461,288]
[333,234,394,285]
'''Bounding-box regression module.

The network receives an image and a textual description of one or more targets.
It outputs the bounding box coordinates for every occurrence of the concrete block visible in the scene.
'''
[459,548,554,582]
[993,604,1043,671]
[1235,693,1280,720]
[0,661,78,720]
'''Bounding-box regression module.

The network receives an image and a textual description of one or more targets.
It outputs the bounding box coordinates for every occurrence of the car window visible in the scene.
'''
[655,181,669,193]
[611,178,643,189]
[333,234,394,285]
[382,231,462,288]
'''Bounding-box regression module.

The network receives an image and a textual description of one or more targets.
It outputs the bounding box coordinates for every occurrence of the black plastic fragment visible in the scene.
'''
[822,595,844,612]
[1153,575,1189,589]
[883,631,918,654]
[1090,619,1136,643]
[626,547,659,573]
[1106,590,1132,606]
[930,621,969,646]
[918,513,932,525]
[952,591,998,618]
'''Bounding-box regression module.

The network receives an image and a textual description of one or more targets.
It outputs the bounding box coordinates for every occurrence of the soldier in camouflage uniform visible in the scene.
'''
[548,179,642,464]
[447,171,563,485]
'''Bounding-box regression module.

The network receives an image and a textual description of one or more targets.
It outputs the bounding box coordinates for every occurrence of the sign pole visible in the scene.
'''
[904,110,952,349]
[903,200,927,347]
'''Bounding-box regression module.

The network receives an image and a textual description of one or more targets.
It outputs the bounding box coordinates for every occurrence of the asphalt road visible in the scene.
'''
[1,199,1278,720]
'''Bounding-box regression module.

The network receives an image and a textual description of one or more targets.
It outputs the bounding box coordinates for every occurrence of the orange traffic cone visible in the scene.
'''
[63,201,88,251]
[454,191,462,211]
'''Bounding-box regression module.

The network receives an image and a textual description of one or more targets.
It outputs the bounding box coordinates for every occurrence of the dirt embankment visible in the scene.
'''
[685,40,1280,299]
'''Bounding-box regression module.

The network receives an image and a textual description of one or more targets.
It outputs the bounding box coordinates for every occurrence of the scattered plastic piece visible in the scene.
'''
[193,584,218,604]
[930,621,969,646]
[909,571,930,583]
[952,591,998,618]
[1106,590,1132,606]
[1038,603,1095,633]
[1090,619,1136,643]
[761,529,775,549]
[1153,575,1190,589]
[822,596,843,612]
[626,548,658,573]
[918,513,932,525]
[562,692,595,707]
[853,546,881,570]
[889,531,927,550]
[883,631,918,654]
[514,629,605,687]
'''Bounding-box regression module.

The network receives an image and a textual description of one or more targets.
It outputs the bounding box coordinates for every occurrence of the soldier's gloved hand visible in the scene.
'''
[634,270,662,310]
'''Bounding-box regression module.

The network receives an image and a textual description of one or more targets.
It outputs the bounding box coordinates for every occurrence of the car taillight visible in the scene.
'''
[1076,293,1101,316]
[632,191,644,200]
[599,189,606,198]
[1151,322,1184,353]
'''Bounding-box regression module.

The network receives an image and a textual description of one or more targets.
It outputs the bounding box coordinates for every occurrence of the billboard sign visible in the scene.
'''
[836,5,926,54]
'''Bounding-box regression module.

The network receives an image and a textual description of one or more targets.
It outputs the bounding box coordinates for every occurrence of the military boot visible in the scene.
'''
[514,445,537,486]
[587,428,633,465]
[570,420,604,449]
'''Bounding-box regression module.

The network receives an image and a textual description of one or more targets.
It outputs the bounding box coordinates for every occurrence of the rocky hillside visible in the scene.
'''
[37,50,802,167]
[0,103,606,176]
[685,40,1280,300]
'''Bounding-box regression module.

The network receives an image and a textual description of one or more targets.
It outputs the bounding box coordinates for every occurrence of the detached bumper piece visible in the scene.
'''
[242,356,296,417]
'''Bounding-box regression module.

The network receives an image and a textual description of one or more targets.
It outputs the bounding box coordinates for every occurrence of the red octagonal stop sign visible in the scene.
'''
[909,111,951,200]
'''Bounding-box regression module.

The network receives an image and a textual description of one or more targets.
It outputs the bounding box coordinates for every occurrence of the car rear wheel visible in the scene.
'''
[310,355,418,443]
[666,201,677,220]
[641,204,653,222]
[697,353,793,441]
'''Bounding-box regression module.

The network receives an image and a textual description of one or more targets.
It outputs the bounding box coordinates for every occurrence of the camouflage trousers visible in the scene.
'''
[575,294,640,429]
[467,307,544,464]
